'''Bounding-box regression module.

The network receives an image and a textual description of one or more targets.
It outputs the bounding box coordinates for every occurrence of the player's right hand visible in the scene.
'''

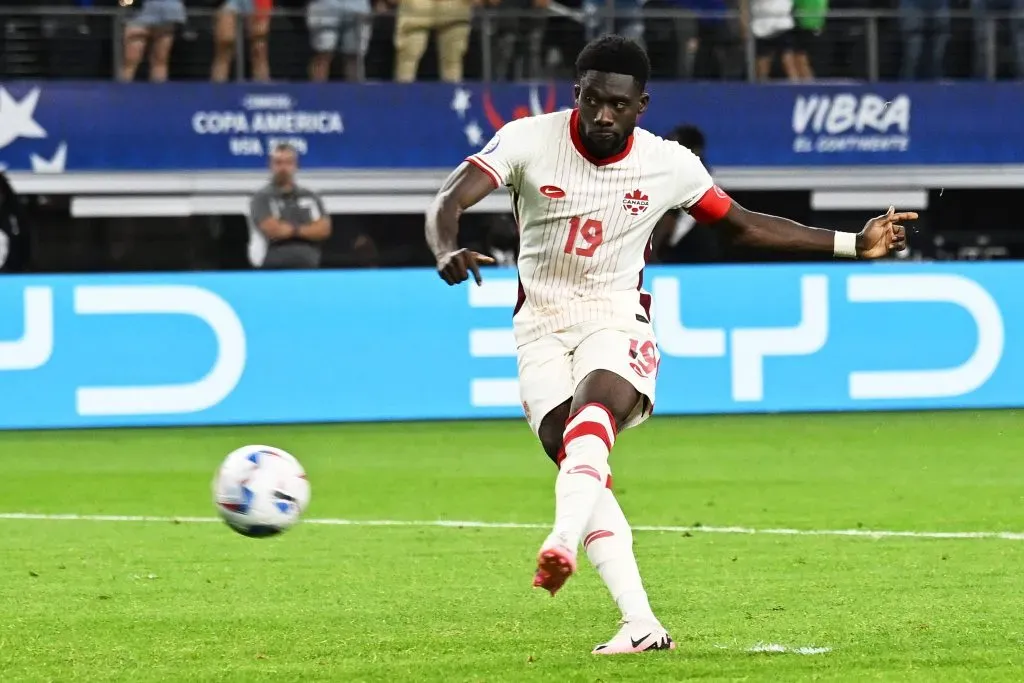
[436,249,496,286]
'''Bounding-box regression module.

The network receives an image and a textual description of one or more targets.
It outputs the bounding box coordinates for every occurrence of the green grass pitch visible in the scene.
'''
[1,411,1023,682]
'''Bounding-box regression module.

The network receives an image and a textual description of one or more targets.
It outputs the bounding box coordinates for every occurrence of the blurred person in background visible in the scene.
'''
[610,0,646,43]
[540,0,586,77]
[0,172,29,273]
[393,0,473,82]
[308,0,372,80]
[212,0,273,82]
[970,0,1024,78]
[644,0,736,79]
[688,0,739,79]
[650,125,723,263]
[348,233,380,266]
[248,144,332,269]
[581,0,644,44]
[119,0,187,82]
[490,0,548,80]
[740,0,799,80]
[791,0,824,79]
[899,0,949,79]
[481,215,519,265]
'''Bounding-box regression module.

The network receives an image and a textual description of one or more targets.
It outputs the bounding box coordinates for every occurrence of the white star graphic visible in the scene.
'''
[451,87,472,120]
[464,120,484,147]
[30,142,67,173]
[0,87,46,150]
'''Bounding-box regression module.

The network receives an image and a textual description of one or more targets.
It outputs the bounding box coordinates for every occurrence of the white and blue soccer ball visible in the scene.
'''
[213,445,311,538]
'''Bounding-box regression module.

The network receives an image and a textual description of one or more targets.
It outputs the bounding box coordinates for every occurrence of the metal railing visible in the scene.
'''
[0,4,1021,82]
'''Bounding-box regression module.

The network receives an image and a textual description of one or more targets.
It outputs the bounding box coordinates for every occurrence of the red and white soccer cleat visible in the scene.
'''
[532,542,576,596]
[591,619,676,655]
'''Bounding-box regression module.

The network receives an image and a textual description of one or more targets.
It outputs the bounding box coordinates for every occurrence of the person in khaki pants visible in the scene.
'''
[393,0,473,82]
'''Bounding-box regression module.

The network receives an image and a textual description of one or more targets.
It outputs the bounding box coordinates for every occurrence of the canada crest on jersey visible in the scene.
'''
[622,189,650,216]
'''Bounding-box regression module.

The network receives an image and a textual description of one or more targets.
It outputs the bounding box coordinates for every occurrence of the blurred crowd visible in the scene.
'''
[4,0,1022,82]
[116,0,1024,82]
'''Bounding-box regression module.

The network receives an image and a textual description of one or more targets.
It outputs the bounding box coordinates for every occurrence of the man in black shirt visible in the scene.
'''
[248,143,333,269]
[649,125,723,264]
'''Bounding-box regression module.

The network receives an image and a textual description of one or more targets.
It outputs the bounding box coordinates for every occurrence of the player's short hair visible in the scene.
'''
[667,125,706,154]
[575,35,651,90]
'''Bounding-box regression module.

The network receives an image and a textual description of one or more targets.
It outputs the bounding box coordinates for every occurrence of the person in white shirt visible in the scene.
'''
[425,35,914,655]
[741,0,800,80]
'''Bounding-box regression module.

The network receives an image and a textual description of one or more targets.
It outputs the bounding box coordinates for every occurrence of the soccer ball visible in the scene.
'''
[212,445,311,538]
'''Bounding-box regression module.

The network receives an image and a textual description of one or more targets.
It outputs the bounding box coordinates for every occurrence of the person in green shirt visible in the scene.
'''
[791,0,826,80]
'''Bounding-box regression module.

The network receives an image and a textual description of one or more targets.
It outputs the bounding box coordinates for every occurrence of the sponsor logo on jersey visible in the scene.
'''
[540,185,566,199]
[792,93,910,154]
[622,189,649,215]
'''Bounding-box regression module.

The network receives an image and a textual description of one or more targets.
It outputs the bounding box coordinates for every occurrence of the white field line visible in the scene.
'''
[0,512,1023,541]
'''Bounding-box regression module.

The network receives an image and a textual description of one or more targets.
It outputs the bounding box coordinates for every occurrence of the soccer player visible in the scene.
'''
[425,35,914,655]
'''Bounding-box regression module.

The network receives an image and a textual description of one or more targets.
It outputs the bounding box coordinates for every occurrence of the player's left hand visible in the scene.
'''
[857,206,917,259]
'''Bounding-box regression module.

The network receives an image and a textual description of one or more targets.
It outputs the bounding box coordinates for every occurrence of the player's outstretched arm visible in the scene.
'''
[426,162,498,286]
[715,202,916,259]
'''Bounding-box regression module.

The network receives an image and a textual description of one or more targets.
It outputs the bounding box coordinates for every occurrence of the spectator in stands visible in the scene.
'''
[899,0,950,79]
[308,0,372,80]
[740,0,799,80]
[212,0,273,82]
[650,125,723,263]
[644,0,737,79]
[791,0,824,80]
[603,0,645,42]
[540,0,586,78]
[970,0,1024,79]
[490,0,548,80]
[393,0,473,82]
[119,0,187,82]
[690,0,740,80]
[247,144,332,269]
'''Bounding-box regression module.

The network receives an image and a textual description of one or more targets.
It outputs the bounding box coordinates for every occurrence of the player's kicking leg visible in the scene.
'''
[533,372,675,653]
[533,387,673,654]
[518,324,673,654]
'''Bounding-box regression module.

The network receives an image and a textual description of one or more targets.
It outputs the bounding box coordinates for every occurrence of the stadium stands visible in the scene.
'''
[0,1,1021,82]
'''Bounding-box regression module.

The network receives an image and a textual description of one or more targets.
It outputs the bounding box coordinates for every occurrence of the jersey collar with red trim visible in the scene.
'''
[569,109,634,167]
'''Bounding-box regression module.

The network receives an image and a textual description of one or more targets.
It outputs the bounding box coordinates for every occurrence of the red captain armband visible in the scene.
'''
[687,185,732,224]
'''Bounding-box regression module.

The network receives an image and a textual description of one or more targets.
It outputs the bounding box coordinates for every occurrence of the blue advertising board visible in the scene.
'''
[0,82,1021,173]
[0,262,1019,430]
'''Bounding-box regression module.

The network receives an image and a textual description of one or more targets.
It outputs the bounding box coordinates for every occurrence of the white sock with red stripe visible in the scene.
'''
[549,404,615,551]
[583,488,657,624]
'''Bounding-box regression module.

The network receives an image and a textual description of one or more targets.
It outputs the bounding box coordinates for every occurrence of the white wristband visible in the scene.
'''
[833,231,858,259]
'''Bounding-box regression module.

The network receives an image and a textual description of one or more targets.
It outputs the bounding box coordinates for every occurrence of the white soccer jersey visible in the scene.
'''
[467,109,730,346]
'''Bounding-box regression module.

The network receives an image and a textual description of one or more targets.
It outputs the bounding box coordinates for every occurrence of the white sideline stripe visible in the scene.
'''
[0,513,1023,541]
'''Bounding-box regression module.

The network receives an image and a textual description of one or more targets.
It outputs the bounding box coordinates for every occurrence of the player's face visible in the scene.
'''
[270,150,298,186]
[574,72,649,158]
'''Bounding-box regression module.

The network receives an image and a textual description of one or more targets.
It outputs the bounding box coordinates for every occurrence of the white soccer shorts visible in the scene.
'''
[516,318,660,435]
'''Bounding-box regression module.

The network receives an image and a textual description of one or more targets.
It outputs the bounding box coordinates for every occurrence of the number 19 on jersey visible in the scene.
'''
[564,217,604,258]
